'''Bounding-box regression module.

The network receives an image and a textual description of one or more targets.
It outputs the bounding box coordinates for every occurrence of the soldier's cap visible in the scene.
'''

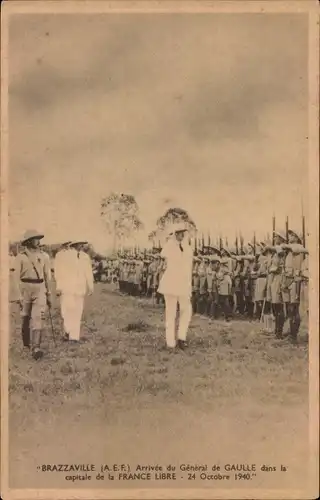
[21,229,44,245]
[220,248,232,257]
[209,255,221,263]
[262,244,274,254]
[273,231,286,241]
[288,229,302,242]
[207,245,221,255]
[193,256,201,262]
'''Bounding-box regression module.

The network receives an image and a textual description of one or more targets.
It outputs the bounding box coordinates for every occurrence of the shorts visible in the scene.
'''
[20,282,46,329]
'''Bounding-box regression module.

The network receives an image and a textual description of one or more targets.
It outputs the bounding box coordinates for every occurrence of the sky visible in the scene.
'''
[8,13,308,252]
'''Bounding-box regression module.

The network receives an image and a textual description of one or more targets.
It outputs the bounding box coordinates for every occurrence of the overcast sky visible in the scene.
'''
[8,13,308,251]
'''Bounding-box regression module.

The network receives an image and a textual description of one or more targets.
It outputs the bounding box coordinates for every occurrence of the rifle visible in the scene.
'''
[48,307,57,347]
[272,214,276,246]
[235,234,239,255]
[240,233,244,254]
[219,235,223,252]
[253,232,256,257]
[285,216,289,244]
[301,198,306,251]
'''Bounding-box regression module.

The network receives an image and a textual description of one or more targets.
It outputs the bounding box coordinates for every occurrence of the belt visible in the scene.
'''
[21,278,44,284]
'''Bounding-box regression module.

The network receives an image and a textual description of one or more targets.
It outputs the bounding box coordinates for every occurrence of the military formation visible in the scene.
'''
[95,224,309,345]
[10,216,309,362]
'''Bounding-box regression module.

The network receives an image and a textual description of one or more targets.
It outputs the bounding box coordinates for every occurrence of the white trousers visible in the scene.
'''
[164,295,192,348]
[60,293,84,341]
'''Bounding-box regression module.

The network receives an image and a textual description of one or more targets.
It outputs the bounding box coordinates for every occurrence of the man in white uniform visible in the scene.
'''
[55,239,94,343]
[158,222,193,350]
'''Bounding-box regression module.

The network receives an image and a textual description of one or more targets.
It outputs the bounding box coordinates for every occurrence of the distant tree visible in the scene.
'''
[101,192,144,251]
[148,207,197,240]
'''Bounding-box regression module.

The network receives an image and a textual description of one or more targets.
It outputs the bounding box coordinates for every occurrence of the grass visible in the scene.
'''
[8,282,309,489]
[9,283,308,413]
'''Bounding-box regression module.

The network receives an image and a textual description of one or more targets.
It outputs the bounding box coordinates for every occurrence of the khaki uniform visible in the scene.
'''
[191,261,200,313]
[13,249,51,349]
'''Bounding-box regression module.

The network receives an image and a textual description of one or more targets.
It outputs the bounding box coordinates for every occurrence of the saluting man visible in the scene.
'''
[281,229,307,343]
[12,230,52,360]
[158,222,193,350]
[55,239,93,343]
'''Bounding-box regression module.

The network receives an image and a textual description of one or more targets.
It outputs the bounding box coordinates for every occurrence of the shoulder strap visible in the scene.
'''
[23,251,41,280]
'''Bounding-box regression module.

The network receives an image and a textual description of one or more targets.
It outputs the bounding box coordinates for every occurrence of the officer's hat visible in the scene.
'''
[288,229,302,243]
[220,247,232,257]
[273,230,286,242]
[21,229,44,245]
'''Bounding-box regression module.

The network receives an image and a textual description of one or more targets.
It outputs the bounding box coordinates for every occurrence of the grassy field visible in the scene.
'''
[8,282,309,491]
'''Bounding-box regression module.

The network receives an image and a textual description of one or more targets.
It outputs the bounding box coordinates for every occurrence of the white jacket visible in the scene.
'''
[158,238,193,297]
[54,249,93,296]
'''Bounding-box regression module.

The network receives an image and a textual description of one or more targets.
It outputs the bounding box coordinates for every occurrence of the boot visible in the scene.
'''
[31,329,43,360]
[21,316,31,347]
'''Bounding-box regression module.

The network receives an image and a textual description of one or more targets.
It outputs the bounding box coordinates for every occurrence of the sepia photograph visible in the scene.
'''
[1,1,319,499]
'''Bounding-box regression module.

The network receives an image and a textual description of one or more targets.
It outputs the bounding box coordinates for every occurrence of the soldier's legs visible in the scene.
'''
[287,302,300,341]
[198,294,205,315]
[235,292,244,314]
[245,298,254,318]
[255,300,263,321]
[219,295,231,321]
[272,303,285,338]
[206,293,213,317]
[30,290,46,359]
[191,291,198,314]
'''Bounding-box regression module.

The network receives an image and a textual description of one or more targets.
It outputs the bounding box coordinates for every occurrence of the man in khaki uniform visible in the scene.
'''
[281,229,307,343]
[269,231,287,339]
[12,230,52,360]
[191,255,200,314]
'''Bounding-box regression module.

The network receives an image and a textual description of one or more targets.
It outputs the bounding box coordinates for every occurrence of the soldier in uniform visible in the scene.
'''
[206,255,220,318]
[269,231,287,339]
[191,255,200,314]
[197,256,208,315]
[122,258,129,294]
[127,257,135,295]
[12,230,52,360]
[281,229,306,343]
[241,247,255,319]
[147,255,158,298]
[156,256,166,305]
[141,255,150,296]
[259,242,274,333]
[217,252,233,322]
[233,254,244,315]
[300,250,309,318]
[134,256,144,296]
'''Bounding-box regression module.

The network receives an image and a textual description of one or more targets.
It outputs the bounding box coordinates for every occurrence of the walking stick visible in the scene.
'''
[260,297,266,323]
[48,307,57,347]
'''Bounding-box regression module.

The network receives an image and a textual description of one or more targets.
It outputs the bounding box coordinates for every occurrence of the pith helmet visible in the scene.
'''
[21,229,44,245]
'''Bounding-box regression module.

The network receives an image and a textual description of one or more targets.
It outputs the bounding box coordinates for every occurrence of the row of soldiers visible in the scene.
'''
[96,228,308,344]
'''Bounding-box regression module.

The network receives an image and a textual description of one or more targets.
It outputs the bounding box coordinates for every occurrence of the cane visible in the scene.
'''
[48,307,57,347]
